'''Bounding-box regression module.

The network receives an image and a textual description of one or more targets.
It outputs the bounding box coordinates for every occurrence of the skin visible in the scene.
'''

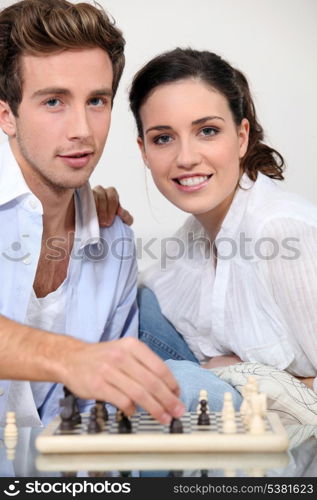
[0,47,184,423]
[137,78,249,242]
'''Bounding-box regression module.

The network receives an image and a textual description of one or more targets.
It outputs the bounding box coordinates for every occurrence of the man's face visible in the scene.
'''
[8,47,113,191]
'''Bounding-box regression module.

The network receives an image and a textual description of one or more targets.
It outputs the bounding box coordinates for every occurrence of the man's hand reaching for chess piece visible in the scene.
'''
[59,337,184,424]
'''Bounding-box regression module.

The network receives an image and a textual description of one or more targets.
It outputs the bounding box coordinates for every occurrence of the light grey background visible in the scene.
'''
[1,0,316,269]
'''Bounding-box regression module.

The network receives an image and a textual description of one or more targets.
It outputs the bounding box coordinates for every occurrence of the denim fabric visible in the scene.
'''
[137,286,242,412]
[166,359,242,412]
[138,286,199,363]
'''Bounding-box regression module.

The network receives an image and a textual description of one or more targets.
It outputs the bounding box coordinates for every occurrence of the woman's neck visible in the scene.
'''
[194,189,236,243]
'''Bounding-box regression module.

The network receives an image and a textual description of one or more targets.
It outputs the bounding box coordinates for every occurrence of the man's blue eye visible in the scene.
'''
[89,98,105,106]
[46,98,60,107]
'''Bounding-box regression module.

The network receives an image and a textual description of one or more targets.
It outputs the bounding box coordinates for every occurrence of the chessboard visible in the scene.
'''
[35,410,288,454]
[35,382,289,454]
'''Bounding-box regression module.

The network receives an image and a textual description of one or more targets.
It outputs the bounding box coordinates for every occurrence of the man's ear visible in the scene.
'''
[0,100,17,136]
[137,136,149,169]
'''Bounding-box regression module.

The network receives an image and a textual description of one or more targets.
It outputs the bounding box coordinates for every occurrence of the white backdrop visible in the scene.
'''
[1,0,316,269]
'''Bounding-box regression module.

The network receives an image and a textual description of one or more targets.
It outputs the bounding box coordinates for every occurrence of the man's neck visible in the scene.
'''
[10,138,76,235]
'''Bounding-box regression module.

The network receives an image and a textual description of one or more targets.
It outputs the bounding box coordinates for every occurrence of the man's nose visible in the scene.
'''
[67,106,91,140]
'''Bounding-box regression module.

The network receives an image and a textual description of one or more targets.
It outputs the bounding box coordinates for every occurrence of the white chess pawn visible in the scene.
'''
[4,435,17,461]
[221,392,235,420]
[222,414,237,433]
[222,392,236,433]
[4,412,17,438]
[249,394,265,435]
[4,412,18,461]
[240,379,256,428]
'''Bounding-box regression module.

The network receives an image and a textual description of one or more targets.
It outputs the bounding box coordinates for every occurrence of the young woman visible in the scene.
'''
[126,48,317,393]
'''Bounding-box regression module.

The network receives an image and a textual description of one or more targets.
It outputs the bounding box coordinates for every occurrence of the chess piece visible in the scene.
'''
[169,417,183,433]
[60,395,75,431]
[87,407,102,434]
[197,400,210,425]
[196,389,210,414]
[96,401,108,421]
[4,412,18,461]
[249,394,265,435]
[221,392,235,420]
[222,413,237,434]
[221,393,237,433]
[62,386,81,426]
[115,409,123,422]
[240,378,257,428]
[118,415,132,434]
[4,412,17,438]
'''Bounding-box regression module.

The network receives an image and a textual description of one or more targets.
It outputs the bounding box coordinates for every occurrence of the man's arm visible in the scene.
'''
[0,314,184,423]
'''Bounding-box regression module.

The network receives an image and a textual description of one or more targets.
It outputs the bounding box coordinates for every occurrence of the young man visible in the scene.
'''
[0,0,184,425]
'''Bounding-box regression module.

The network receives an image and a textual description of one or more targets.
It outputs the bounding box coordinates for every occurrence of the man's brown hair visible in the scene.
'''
[0,0,125,115]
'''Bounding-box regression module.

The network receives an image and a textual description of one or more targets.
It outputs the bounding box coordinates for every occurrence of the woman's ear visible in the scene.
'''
[137,136,149,168]
[0,100,17,137]
[238,118,250,159]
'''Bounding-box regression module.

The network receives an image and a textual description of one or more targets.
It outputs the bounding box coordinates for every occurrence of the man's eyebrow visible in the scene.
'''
[31,87,113,99]
[145,115,225,134]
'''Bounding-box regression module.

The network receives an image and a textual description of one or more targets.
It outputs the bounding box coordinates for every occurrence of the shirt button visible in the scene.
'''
[22,256,31,265]
[0,387,4,396]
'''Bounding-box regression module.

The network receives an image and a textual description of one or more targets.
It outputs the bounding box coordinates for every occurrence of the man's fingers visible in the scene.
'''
[103,364,183,424]
[127,338,181,396]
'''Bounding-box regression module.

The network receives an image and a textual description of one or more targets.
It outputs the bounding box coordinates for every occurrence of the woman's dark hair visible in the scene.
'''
[129,48,284,181]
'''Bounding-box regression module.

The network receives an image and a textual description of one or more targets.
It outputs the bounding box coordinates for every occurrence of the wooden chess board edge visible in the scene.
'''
[35,412,289,454]
[36,451,289,472]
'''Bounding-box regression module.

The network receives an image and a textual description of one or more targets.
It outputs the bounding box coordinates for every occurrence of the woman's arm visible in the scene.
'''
[92,185,133,226]
[202,354,243,369]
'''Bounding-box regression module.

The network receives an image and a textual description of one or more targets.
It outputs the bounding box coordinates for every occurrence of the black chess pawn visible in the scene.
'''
[96,401,108,422]
[59,395,75,431]
[169,417,183,433]
[115,409,123,422]
[87,407,102,434]
[118,415,132,434]
[61,386,81,426]
[198,399,210,426]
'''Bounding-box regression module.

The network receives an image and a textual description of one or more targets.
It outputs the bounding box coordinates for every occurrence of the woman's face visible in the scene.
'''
[138,78,249,218]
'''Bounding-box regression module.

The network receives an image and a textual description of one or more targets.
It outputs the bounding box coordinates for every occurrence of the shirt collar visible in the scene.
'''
[216,172,255,241]
[75,183,101,249]
[0,140,32,206]
[0,139,101,247]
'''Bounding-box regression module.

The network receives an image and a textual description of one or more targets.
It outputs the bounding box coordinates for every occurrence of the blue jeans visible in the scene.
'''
[138,287,242,412]
[138,286,199,362]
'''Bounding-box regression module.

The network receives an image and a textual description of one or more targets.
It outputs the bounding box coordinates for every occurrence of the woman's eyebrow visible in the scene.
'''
[192,115,225,125]
[145,115,225,134]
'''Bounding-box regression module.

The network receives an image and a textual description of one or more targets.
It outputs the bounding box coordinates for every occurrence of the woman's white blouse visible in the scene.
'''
[140,172,317,377]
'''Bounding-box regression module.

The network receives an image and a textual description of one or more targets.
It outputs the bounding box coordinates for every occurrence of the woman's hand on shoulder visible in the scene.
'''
[92,185,134,227]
